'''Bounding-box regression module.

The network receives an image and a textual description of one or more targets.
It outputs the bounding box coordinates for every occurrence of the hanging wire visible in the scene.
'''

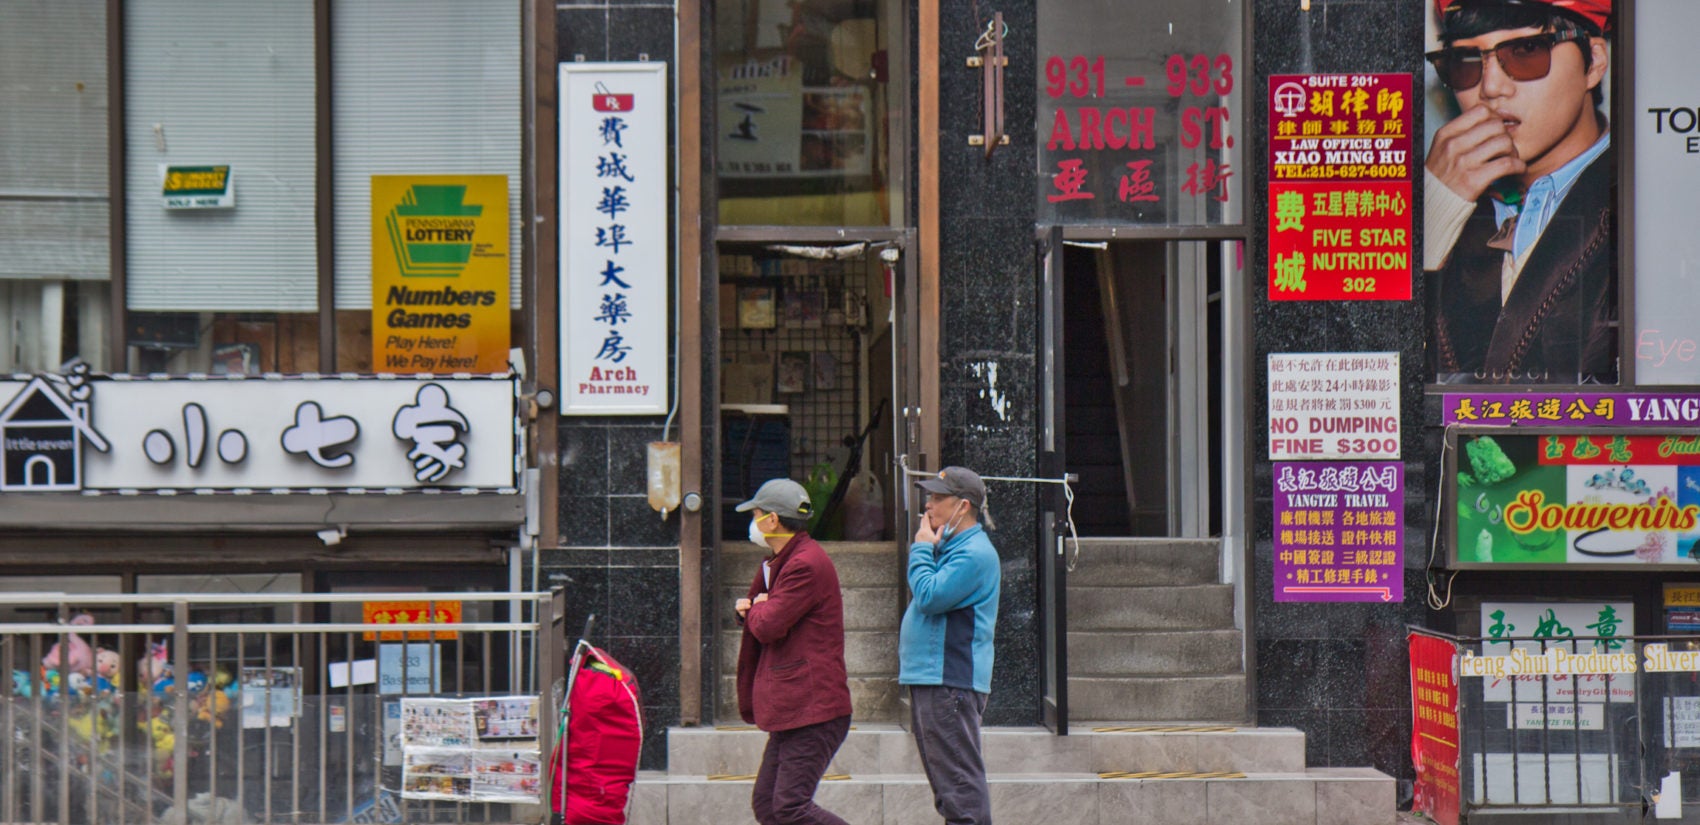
[1426,429,1459,610]
[899,454,1084,571]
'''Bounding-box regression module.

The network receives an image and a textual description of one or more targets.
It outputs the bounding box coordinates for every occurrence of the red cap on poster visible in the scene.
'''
[1434,0,1611,34]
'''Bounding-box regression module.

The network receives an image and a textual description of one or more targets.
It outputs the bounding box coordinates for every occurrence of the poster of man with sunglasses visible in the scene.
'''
[1423,0,1616,385]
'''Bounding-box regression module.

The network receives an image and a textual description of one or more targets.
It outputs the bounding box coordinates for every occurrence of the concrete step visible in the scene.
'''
[717,586,900,632]
[667,724,1304,777]
[722,542,903,590]
[628,766,1394,825]
[1067,584,1236,631]
[1064,538,1223,586]
[715,675,902,725]
[719,629,898,675]
[1069,629,1243,676]
[1068,675,1249,723]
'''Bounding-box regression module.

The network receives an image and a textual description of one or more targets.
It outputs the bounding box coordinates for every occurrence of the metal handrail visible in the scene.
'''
[1,589,565,825]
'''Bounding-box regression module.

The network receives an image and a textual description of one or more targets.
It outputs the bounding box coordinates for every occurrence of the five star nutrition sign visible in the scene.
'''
[1267,74,1413,301]
[559,63,668,415]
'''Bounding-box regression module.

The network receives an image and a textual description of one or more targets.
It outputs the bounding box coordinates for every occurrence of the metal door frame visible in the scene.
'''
[1037,226,1069,733]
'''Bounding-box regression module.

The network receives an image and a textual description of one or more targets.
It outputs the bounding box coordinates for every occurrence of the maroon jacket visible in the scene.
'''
[735,532,853,731]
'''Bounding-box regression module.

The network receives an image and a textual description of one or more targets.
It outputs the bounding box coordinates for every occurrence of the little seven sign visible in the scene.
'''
[0,373,517,492]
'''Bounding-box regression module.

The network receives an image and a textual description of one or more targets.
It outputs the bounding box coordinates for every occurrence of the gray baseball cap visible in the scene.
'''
[915,466,986,509]
[735,478,813,520]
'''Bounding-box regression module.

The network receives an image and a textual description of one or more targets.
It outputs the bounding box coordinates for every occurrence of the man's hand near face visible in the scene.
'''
[913,513,941,546]
[1426,104,1529,201]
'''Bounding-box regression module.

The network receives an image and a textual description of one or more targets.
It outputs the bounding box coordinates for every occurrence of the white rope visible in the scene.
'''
[899,454,1084,571]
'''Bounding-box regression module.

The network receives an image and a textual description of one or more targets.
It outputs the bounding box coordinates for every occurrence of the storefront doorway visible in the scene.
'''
[1057,239,1233,538]
[1034,232,1248,730]
[714,238,912,545]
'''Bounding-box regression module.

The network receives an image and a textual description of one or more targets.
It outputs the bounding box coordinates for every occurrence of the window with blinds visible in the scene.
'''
[330,0,522,312]
[123,1,317,312]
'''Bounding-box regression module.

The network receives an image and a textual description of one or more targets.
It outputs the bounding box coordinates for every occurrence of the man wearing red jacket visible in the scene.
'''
[734,478,854,825]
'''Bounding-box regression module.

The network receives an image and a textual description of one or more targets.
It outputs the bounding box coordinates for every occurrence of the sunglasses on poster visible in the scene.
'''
[1424,30,1587,91]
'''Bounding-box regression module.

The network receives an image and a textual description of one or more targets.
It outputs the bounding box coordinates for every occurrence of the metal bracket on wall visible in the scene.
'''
[967,12,1008,156]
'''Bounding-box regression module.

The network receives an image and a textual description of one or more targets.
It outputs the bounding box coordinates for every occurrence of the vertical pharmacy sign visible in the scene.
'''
[560,63,668,415]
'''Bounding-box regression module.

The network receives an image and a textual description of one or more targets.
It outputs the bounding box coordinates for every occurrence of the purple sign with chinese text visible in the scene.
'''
[1442,393,1700,427]
[1273,461,1404,603]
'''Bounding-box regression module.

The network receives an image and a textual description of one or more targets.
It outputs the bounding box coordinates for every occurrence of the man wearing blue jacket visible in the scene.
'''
[900,466,1001,825]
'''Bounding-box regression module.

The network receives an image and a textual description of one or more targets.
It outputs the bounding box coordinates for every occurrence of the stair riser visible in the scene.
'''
[631,773,1393,825]
[1068,676,1248,723]
[669,727,1304,776]
[1069,631,1243,675]
[719,629,899,675]
[1065,541,1223,587]
[718,586,900,632]
[1068,586,1236,631]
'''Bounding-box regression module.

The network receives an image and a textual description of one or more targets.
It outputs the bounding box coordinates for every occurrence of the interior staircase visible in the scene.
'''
[653,539,1395,824]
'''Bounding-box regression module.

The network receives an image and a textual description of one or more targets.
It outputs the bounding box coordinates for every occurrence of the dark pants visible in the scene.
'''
[751,714,852,825]
[909,685,992,825]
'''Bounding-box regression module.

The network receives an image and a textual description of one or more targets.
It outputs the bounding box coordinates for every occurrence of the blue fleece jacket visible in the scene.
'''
[898,524,1000,693]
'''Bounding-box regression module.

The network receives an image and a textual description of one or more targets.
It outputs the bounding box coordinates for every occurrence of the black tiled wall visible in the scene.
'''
[548,1,686,773]
[935,0,1044,726]
[1250,0,1436,792]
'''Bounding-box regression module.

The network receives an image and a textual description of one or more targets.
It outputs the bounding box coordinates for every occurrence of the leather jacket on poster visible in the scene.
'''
[1428,149,1617,384]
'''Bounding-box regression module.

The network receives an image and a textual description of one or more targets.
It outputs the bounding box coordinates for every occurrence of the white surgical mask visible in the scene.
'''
[937,502,968,547]
[748,515,769,547]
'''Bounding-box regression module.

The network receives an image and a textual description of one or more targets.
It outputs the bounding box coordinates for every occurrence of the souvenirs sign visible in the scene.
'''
[1452,430,1700,567]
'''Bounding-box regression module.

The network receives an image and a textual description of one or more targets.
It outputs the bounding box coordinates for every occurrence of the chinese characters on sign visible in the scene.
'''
[560,64,667,414]
[1267,352,1403,604]
[363,600,463,641]
[1272,461,1403,602]
[370,175,512,373]
[1267,352,1400,460]
[1408,633,1460,825]
[1474,602,1635,707]
[1267,74,1413,301]
[0,373,516,492]
[1037,49,1238,222]
[1443,392,1700,426]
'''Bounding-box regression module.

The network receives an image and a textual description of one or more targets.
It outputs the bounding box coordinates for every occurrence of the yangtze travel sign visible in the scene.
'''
[1267,74,1413,301]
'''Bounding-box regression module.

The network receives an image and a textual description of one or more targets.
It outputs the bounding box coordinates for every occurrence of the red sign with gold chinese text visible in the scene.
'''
[1269,74,1412,182]
[1410,632,1461,825]
[1268,181,1411,301]
[362,600,461,641]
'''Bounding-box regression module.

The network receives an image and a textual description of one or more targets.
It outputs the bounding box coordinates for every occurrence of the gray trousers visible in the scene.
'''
[908,685,992,825]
